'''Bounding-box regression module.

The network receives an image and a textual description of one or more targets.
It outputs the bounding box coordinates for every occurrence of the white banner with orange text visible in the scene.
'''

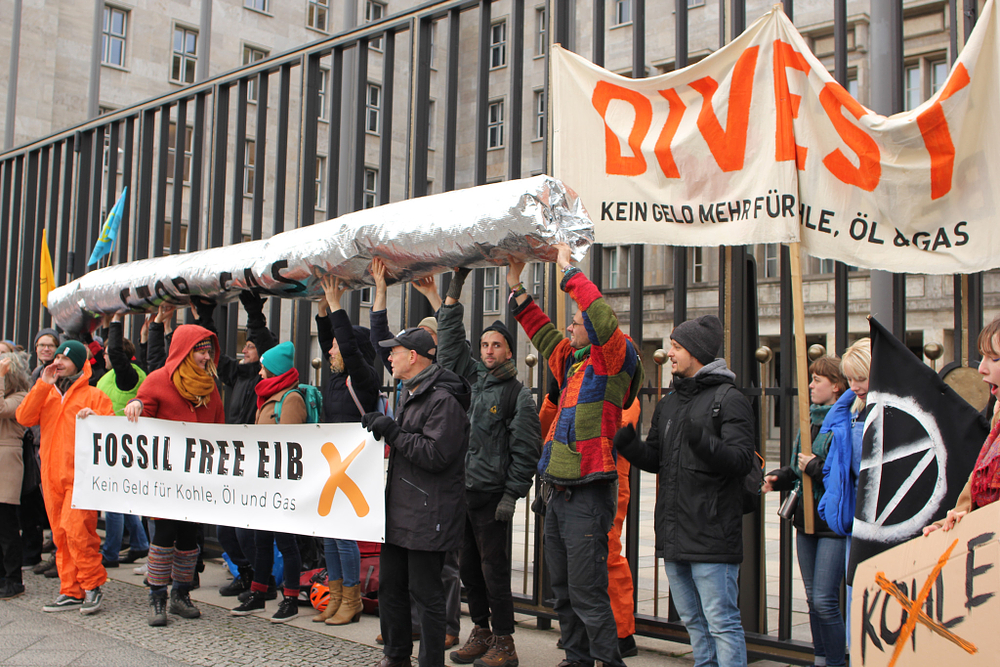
[553,1,1000,273]
[72,416,385,542]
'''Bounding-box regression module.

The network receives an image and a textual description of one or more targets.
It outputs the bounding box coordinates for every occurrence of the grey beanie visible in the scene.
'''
[670,315,723,366]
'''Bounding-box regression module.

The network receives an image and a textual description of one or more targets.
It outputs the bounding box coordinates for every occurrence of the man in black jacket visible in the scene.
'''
[614,315,754,667]
[362,327,471,667]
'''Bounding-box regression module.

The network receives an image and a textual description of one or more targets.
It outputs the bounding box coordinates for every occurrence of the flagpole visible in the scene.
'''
[787,242,815,534]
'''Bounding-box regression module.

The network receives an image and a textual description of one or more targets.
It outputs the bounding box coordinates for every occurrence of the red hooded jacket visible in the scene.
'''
[135,324,225,424]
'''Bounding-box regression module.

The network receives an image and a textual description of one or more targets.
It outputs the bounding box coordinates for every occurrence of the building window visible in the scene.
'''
[171,27,198,84]
[163,222,189,252]
[904,64,921,111]
[318,68,328,120]
[613,0,632,26]
[490,20,507,69]
[530,262,545,301]
[102,6,128,67]
[243,46,268,103]
[428,20,437,69]
[764,244,779,278]
[847,76,859,100]
[488,100,504,149]
[244,138,255,196]
[930,59,948,95]
[534,90,545,140]
[604,246,631,289]
[244,0,269,13]
[360,287,374,305]
[366,0,386,51]
[366,83,381,134]
[484,267,501,313]
[166,122,192,184]
[690,247,705,283]
[363,167,378,208]
[819,258,836,274]
[307,0,329,32]
[315,156,326,210]
[427,99,436,146]
[535,7,547,56]
[688,0,705,7]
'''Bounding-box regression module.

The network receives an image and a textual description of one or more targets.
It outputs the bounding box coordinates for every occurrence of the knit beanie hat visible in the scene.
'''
[54,340,88,374]
[482,320,515,358]
[261,341,295,376]
[418,316,438,335]
[670,315,723,366]
[34,328,60,347]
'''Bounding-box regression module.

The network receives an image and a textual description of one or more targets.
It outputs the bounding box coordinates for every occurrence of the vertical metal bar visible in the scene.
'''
[553,0,569,47]
[23,150,40,340]
[171,98,188,254]
[153,105,172,258]
[107,121,120,222]
[474,0,491,187]
[379,31,395,203]
[88,126,105,265]
[632,0,645,78]
[33,147,50,331]
[252,73,269,241]
[783,0,792,22]
[187,94,207,253]
[0,162,12,338]
[443,9,461,192]
[272,63,293,330]
[507,0,524,180]
[672,0,688,330]
[833,0,848,354]
[777,245,794,639]
[296,52,323,380]
[134,109,156,261]
[209,84,230,252]
[58,136,75,282]
[228,78,249,355]
[325,53,342,217]
[45,142,62,328]
[731,0,746,37]
[949,0,958,63]
[412,21,432,198]
[74,131,93,280]
[10,157,25,341]
[592,0,605,66]
[351,42,369,212]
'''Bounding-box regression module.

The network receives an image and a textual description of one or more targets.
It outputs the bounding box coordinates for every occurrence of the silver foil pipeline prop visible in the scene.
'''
[48,175,594,333]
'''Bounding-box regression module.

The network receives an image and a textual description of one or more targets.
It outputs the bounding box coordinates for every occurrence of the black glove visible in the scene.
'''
[362,411,400,444]
[613,423,636,451]
[446,267,472,300]
[494,493,518,522]
[547,378,561,406]
[238,290,267,316]
[191,296,217,326]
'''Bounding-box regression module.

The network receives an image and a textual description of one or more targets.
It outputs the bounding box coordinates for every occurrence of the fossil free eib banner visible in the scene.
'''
[72,416,386,542]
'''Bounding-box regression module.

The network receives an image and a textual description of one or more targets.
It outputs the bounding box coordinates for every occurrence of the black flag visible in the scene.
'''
[847,317,989,584]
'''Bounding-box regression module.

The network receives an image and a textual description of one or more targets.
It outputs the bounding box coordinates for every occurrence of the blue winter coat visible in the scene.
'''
[818,389,857,536]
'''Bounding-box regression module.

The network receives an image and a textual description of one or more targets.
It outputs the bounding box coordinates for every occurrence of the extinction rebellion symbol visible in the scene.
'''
[852,391,949,544]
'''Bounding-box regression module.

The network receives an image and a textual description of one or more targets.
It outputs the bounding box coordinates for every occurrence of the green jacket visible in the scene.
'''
[96,364,147,415]
[437,302,541,498]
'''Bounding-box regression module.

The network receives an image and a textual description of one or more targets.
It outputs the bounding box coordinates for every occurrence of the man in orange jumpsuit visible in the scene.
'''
[16,340,112,614]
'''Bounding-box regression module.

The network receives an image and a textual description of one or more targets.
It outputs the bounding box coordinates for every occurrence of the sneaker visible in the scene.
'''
[270,594,299,623]
[101,556,120,568]
[44,566,59,579]
[237,584,276,602]
[120,549,148,564]
[474,634,518,667]
[231,590,267,616]
[148,591,168,627]
[0,581,25,599]
[42,594,83,612]
[81,587,103,615]
[451,625,494,664]
[134,564,147,575]
[169,588,201,619]
[32,556,56,575]
[219,566,253,597]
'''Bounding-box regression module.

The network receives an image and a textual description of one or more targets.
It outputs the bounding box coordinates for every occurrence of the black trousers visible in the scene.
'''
[218,525,256,568]
[0,503,24,583]
[151,519,198,550]
[16,487,45,566]
[460,492,515,636]
[380,543,447,667]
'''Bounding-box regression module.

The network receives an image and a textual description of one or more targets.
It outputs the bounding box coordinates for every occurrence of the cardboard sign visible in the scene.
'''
[851,502,1000,666]
[72,416,386,542]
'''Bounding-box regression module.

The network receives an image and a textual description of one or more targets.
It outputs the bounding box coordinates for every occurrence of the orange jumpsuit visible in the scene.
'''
[540,396,638,639]
[16,362,113,598]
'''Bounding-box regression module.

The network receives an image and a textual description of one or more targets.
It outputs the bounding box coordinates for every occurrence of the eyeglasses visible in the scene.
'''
[567,320,584,329]
[36,343,57,349]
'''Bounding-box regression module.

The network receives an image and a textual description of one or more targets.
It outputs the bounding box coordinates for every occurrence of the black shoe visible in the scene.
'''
[102,556,120,568]
[148,591,168,627]
[44,566,59,579]
[219,566,253,597]
[618,634,638,658]
[231,590,267,615]
[0,581,24,600]
[41,538,55,554]
[169,588,201,619]
[270,594,299,623]
[238,583,277,602]
[120,549,148,564]
[32,557,56,575]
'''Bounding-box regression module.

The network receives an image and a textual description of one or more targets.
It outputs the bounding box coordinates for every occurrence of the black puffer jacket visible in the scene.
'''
[316,310,381,422]
[617,359,754,563]
[385,364,471,552]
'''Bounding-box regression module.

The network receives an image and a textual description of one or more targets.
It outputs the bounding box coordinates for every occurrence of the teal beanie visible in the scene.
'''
[261,341,295,376]
[54,340,88,373]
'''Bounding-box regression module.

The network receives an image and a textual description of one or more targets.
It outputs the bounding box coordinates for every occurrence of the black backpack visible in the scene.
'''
[710,384,764,514]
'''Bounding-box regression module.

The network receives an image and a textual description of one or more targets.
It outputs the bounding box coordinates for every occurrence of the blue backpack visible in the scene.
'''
[275,385,324,424]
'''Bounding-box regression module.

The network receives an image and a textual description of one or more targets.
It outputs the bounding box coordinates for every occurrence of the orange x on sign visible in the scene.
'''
[317,440,368,518]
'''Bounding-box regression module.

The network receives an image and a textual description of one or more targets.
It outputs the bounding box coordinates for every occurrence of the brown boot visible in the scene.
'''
[326,583,362,625]
[473,634,518,667]
[449,625,493,664]
[312,579,343,622]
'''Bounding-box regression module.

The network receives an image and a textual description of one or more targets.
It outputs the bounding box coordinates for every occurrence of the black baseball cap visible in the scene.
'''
[378,327,437,360]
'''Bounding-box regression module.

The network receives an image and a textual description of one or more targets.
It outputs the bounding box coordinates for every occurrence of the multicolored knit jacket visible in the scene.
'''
[512,267,644,485]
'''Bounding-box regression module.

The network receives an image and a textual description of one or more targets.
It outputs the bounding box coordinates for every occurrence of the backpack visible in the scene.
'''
[498,377,523,426]
[710,384,765,514]
[275,384,324,424]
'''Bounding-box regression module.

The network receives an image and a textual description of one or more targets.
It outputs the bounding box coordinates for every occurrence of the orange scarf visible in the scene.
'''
[171,354,216,408]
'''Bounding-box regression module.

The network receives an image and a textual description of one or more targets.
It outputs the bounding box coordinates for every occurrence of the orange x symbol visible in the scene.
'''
[875,538,977,666]
[317,440,369,518]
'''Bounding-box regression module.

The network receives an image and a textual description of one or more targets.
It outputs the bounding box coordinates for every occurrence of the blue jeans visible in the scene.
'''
[796,532,846,666]
[323,538,360,588]
[102,512,149,561]
[662,561,746,667]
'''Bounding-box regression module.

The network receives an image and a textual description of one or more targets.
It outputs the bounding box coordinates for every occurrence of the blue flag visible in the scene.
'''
[88,186,128,266]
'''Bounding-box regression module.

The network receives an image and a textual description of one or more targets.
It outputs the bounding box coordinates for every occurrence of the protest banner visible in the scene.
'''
[552,1,1000,274]
[72,416,386,542]
[852,502,1000,667]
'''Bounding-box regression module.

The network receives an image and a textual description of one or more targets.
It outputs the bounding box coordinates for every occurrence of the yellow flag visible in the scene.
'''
[40,229,56,307]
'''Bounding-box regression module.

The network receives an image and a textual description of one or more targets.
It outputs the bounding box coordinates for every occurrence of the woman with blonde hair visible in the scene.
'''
[0,351,31,599]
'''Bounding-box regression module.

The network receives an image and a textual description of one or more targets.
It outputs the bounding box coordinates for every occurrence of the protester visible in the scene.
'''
[763,356,848,667]
[427,268,541,667]
[924,314,1000,535]
[30,329,60,382]
[230,341,305,624]
[124,324,224,626]
[0,352,30,599]
[16,340,113,614]
[361,325,470,667]
[507,244,643,667]
[311,275,381,626]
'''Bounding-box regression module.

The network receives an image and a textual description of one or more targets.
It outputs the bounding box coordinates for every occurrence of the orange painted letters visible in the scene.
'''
[819,82,881,191]
[688,46,759,173]
[592,81,652,176]
[654,89,687,178]
[773,40,810,168]
[916,63,970,200]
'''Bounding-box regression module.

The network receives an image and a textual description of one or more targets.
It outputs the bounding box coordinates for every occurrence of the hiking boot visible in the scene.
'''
[375,658,412,667]
[238,578,277,602]
[43,594,83,612]
[169,588,201,619]
[148,590,168,627]
[271,593,299,624]
[219,565,253,597]
[474,634,518,667]
[0,581,25,600]
[618,634,638,658]
[32,556,56,575]
[81,587,103,615]
[450,625,494,664]
[231,590,267,616]
[120,548,148,564]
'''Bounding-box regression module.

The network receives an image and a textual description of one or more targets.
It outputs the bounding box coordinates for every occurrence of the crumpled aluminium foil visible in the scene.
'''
[48,175,594,333]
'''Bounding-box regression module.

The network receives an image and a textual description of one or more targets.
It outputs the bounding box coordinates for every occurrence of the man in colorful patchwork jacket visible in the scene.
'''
[507,244,644,667]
